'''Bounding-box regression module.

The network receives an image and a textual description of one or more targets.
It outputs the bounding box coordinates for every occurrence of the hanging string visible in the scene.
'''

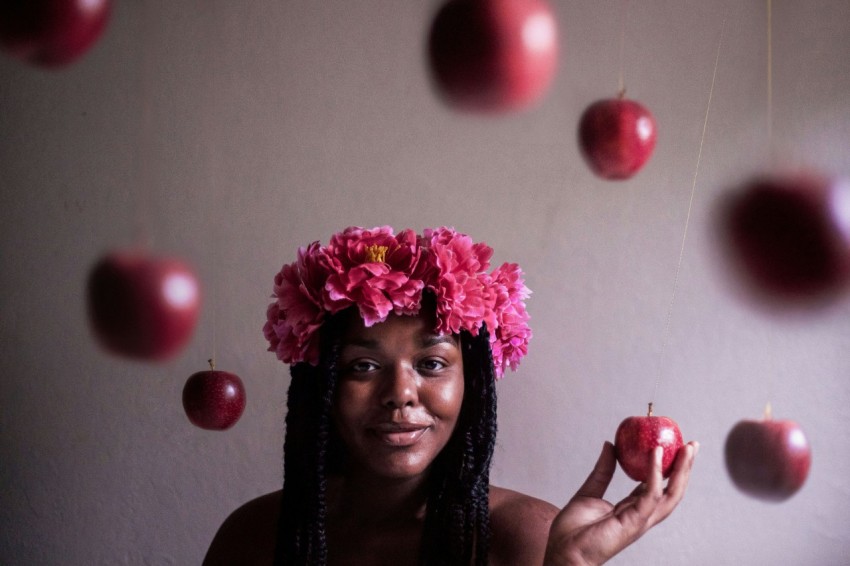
[651,16,727,404]
[132,0,155,250]
[766,0,773,150]
[617,0,630,97]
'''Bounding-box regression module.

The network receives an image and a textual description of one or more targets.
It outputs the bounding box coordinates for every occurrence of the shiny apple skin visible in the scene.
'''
[87,251,201,361]
[578,98,657,180]
[428,0,558,113]
[614,414,683,482]
[182,370,246,431]
[720,174,850,307]
[0,0,111,67]
[724,418,811,502]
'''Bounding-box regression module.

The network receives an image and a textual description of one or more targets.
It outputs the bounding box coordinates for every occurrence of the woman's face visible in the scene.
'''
[333,311,465,480]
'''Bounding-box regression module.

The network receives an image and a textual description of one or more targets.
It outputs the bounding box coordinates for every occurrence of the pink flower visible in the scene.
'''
[264,226,532,376]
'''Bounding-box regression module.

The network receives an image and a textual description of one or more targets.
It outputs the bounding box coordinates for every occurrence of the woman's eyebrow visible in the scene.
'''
[341,337,380,350]
[421,334,457,348]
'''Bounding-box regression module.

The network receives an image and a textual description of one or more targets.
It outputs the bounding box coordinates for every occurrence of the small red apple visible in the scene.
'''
[614,403,683,482]
[87,250,201,361]
[0,0,112,68]
[719,173,850,307]
[183,360,246,431]
[578,96,657,180]
[724,404,811,502]
[428,0,558,113]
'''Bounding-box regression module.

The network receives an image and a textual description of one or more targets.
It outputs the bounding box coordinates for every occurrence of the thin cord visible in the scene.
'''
[651,16,727,403]
[766,0,773,149]
[617,0,629,97]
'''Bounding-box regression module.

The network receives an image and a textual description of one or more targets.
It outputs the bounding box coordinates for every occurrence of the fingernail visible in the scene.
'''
[693,441,701,457]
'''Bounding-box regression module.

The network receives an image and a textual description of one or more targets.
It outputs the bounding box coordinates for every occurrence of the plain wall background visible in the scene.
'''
[1,1,849,564]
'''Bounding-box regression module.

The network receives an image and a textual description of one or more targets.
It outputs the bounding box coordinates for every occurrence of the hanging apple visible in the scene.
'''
[724,404,811,502]
[428,0,558,113]
[87,250,201,361]
[578,96,657,180]
[614,403,683,482]
[0,0,112,68]
[183,360,246,431]
[719,173,850,308]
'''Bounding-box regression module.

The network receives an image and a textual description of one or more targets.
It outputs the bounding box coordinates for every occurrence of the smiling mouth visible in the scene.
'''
[370,425,430,447]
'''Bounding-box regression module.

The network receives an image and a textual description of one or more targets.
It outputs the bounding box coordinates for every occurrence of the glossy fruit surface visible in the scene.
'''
[720,173,850,307]
[87,250,201,360]
[578,97,657,180]
[183,366,246,431]
[614,405,683,482]
[0,0,111,67]
[724,407,811,502]
[428,0,558,112]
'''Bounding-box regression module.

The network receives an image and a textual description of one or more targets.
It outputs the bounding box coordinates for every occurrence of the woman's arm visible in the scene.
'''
[203,490,281,566]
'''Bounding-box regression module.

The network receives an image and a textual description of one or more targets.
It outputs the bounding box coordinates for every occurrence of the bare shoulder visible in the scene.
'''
[488,485,559,566]
[203,490,281,566]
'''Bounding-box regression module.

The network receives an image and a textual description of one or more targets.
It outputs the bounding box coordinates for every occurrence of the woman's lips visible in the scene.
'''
[370,424,430,447]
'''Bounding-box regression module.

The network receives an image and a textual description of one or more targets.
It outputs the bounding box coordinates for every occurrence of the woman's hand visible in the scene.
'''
[543,440,698,566]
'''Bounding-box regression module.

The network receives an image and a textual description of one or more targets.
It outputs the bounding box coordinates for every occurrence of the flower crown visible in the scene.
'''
[263,226,532,378]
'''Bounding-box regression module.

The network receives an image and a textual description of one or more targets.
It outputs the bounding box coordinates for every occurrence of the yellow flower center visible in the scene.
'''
[365,245,389,263]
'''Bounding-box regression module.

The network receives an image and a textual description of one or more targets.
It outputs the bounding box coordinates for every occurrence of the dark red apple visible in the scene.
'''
[719,173,850,307]
[724,404,811,502]
[0,0,111,68]
[183,361,246,431]
[428,0,558,113]
[578,96,657,180]
[614,403,683,482]
[87,250,201,360]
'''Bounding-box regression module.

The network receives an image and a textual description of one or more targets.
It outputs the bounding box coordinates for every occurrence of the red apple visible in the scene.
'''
[614,403,683,482]
[578,97,657,180]
[719,173,850,307]
[87,250,201,360]
[428,0,558,113]
[183,361,246,431]
[724,404,811,502]
[0,0,111,68]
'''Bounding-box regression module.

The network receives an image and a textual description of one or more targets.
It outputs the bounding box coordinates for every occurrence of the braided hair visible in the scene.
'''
[273,308,499,565]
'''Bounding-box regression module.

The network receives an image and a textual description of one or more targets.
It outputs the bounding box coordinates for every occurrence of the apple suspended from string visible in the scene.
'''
[0,0,112,68]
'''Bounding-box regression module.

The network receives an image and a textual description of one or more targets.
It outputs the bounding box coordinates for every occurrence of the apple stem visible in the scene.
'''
[618,86,626,99]
[647,402,654,417]
[764,401,772,420]
[208,358,215,371]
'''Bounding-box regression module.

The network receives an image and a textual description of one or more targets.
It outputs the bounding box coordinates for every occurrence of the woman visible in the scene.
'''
[205,226,698,565]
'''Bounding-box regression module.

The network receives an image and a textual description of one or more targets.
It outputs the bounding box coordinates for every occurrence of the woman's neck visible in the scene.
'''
[327,472,429,526]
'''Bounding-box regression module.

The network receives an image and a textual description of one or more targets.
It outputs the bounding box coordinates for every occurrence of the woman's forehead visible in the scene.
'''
[341,312,456,347]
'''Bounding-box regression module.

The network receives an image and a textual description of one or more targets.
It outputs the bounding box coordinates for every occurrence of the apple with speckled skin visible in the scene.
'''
[0,0,111,67]
[183,362,246,431]
[719,173,850,307]
[725,406,811,502]
[87,251,201,361]
[614,404,683,482]
[578,97,657,180]
[428,0,558,113]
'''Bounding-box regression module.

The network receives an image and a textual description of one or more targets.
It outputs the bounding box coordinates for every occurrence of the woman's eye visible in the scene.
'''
[418,358,447,372]
[346,360,379,374]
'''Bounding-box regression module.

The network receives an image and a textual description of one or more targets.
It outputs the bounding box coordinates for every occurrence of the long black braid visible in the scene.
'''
[273,312,498,566]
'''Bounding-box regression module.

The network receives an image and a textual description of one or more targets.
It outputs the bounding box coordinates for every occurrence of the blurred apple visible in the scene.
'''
[614,403,683,482]
[428,0,558,113]
[719,173,850,307]
[0,0,111,67]
[578,96,657,180]
[87,250,201,360]
[724,404,811,502]
[183,361,246,431]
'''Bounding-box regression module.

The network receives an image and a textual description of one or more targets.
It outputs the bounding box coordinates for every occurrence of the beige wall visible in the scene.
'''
[1,1,848,564]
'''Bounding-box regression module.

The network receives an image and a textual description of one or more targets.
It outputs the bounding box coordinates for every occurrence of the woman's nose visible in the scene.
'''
[380,363,418,409]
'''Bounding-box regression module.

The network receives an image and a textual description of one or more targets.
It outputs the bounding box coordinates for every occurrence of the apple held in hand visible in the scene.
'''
[183,361,246,431]
[578,97,657,180]
[724,404,811,502]
[428,0,558,113]
[614,403,683,482]
[0,0,112,67]
[87,250,201,361]
[719,173,850,307]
